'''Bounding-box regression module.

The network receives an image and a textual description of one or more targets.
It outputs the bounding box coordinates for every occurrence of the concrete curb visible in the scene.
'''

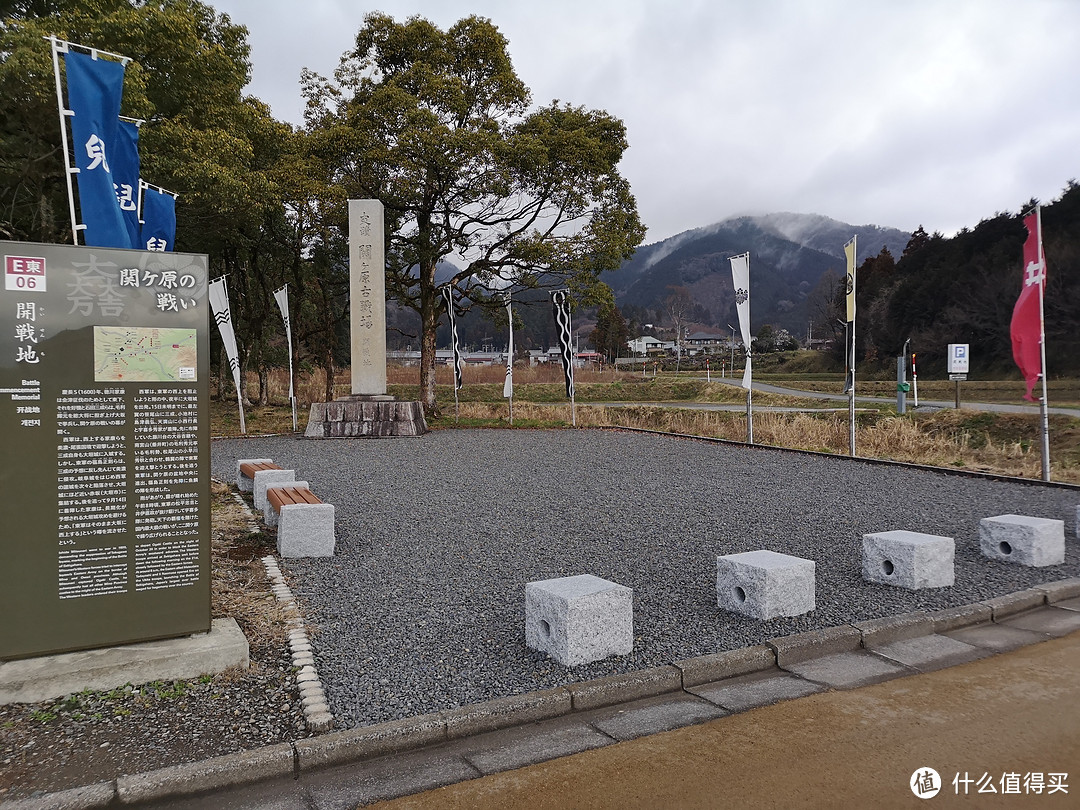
[673,644,776,688]
[766,624,862,667]
[0,782,115,810]
[115,744,296,805]
[929,603,994,633]
[980,588,1048,620]
[566,666,683,711]
[1033,577,1080,602]
[854,611,935,647]
[7,579,1077,809]
[295,713,446,772]
[443,687,572,740]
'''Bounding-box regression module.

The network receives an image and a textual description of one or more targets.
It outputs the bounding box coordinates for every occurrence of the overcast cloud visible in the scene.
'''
[211,0,1080,244]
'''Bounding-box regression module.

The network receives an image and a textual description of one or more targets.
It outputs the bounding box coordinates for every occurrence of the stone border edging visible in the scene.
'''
[261,556,334,734]
[9,577,1079,809]
[216,475,335,734]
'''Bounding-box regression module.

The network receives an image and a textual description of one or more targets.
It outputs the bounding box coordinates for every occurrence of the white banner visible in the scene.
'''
[208,276,245,432]
[729,252,752,390]
[503,293,514,399]
[273,284,294,401]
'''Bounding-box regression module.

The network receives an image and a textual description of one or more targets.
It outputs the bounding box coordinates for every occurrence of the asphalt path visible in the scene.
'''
[595,377,1080,417]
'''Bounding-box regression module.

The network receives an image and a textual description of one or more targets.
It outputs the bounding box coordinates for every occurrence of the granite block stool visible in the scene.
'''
[525,574,633,666]
[979,514,1064,567]
[254,469,297,513]
[278,502,335,558]
[862,530,954,589]
[262,482,310,528]
[716,550,815,619]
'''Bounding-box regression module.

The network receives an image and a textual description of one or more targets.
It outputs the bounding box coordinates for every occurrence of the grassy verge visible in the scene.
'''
[210,367,1080,484]
[424,403,1080,483]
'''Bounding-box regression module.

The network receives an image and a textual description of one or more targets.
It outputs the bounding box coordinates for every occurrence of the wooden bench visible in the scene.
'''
[267,485,323,511]
[264,483,336,558]
[236,458,284,492]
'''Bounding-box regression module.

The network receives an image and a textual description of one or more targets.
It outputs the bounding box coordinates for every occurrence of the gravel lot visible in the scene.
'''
[211,428,1080,730]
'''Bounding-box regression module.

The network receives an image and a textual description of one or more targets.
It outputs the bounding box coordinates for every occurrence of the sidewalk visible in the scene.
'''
[374,622,1080,810]
[24,584,1075,810]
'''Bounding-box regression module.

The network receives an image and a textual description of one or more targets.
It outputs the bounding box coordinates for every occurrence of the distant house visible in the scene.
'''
[463,351,506,366]
[576,350,603,368]
[627,336,672,355]
[684,332,726,354]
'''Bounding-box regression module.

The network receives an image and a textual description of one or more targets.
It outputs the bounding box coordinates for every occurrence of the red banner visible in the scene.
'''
[1010,211,1045,401]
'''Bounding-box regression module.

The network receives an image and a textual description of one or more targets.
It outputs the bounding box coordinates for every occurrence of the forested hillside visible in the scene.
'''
[607,214,910,337]
[843,182,1080,378]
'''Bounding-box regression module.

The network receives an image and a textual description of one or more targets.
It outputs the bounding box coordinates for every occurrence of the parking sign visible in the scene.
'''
[948,344,969,374]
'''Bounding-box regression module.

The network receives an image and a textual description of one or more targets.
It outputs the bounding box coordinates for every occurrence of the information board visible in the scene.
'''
[0,241,210,659]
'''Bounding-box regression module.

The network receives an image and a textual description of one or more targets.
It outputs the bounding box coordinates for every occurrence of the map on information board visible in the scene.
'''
[94,327,198,382]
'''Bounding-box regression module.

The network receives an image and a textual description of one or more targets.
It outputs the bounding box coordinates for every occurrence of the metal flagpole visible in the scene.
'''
[48,37,80,245]
[849,330,856,455]
[454,366,460,424]
[746,382,753,444]
[847,236,858,457]
[1035,205,1051,481]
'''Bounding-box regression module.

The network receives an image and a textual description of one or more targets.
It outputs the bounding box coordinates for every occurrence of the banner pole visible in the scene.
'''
[849,237,858,457]
[1036,205,1050,481]
[849,344,856,455]
[746,386,753,444]
[48,37,80,245]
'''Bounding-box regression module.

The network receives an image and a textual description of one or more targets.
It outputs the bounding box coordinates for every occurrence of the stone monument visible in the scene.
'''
[305,199,428,437]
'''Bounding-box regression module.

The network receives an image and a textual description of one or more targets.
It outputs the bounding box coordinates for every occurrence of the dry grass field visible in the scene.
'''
[209,366,1080,484]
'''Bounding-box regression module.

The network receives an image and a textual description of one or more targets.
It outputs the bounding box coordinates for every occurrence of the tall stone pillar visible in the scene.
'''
[349,200,387,396]
[305,200,428,438]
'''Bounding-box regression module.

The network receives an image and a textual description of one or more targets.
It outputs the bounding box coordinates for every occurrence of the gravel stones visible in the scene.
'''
[210,429,1080,730]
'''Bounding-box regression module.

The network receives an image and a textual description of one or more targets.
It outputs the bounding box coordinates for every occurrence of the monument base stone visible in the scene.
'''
[305,395,428,438]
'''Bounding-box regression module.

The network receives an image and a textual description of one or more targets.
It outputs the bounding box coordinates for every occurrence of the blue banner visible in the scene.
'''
[140,186,176,252]
[114,119,141,249]
[64,49,128,248]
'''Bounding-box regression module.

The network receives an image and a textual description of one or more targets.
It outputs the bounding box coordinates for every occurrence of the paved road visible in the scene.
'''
[595,378,1080,417]
[716,378,1080,416]
[373,627,1080,809]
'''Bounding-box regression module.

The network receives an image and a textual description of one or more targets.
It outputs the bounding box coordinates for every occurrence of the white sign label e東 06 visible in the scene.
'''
[5,256,47,292]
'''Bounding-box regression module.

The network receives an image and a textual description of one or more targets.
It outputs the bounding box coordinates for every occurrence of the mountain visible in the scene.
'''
[609,213,911,335]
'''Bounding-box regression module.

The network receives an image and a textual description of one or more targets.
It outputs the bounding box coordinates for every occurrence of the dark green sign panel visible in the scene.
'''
[0,241,210,659]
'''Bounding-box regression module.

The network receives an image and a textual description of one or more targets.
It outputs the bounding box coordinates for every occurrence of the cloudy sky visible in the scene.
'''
[211,0,1080,245]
